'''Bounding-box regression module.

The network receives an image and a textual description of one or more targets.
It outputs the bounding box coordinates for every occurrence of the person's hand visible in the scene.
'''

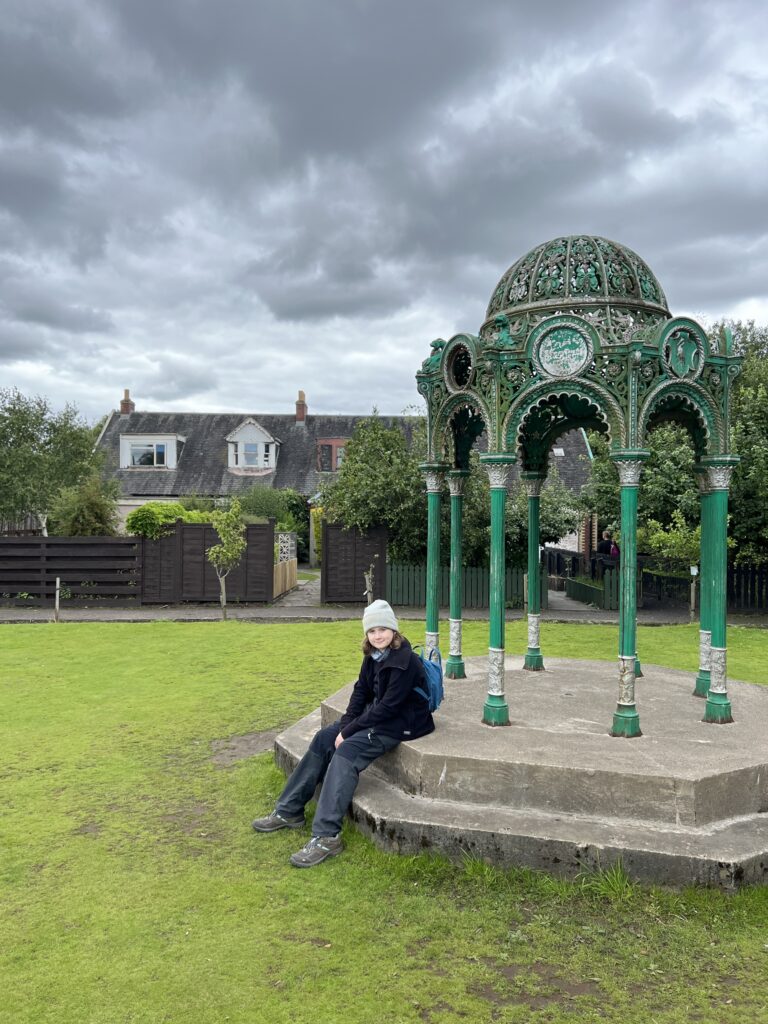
[334,732,344,749]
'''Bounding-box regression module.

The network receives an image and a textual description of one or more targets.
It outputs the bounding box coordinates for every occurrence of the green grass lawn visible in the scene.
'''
[2,621,768,1024]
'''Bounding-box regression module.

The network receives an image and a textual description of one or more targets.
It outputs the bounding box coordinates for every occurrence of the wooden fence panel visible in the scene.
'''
[0,535,141,605]
[321,524,387,603]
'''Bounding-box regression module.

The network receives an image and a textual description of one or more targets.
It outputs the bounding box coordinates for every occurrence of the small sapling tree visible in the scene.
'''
[207,499,246,620]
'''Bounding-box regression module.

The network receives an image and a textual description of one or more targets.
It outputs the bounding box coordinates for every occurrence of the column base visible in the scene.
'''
[693,670,710,698]
[482,694,510,727]
[524,650,545,671]
[703,692,734,724]
[610,704,642,738]
[445,656,466,679]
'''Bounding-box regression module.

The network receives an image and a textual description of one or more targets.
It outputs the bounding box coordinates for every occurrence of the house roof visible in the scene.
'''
[98,409,417,498]
[97,405,591,499]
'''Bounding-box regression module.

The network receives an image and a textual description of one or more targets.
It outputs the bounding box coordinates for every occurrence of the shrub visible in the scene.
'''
[125,502,210,540]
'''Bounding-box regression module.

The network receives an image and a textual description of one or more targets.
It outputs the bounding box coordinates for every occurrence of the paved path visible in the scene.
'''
[0,577,763,628]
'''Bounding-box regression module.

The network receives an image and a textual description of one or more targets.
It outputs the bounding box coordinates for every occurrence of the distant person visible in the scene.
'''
[609,538,620,558]
[251,600,435,867]
[596,530,613,556]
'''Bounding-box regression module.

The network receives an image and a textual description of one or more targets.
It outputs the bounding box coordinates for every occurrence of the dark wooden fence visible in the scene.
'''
[0,521,276,606]
[387,564,549,610]
[0,535,141,604]
[141,522,274,603]
[321,523,387,603]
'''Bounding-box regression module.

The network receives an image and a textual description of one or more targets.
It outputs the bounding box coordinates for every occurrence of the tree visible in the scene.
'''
[504,470,584,568]
[724,320,768,564]
[0,388,98,532]
[581,424,699,539]
[207,498,247,620]
[320,415,427,563]
[48,474,120,536]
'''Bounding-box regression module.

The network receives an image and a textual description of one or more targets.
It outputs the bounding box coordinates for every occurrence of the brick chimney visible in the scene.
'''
[295,389,307,423]
[120,388,135,415]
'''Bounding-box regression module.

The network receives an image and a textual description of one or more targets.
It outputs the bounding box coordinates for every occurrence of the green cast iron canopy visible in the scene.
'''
[483,235,669,331]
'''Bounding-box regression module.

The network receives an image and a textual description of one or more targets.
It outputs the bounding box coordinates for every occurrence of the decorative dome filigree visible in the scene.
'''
[481,236,669,340]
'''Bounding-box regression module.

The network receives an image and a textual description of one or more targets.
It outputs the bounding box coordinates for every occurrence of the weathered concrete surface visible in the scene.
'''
[275,657,768,889]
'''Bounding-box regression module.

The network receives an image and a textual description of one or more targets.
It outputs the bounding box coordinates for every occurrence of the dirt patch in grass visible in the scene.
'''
[210,729,284,767]
[470,961,602,1011]
[73,821,102,837]
[161,802,220,841]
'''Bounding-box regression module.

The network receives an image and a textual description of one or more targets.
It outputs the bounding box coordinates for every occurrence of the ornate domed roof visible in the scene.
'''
[483,236,669,332]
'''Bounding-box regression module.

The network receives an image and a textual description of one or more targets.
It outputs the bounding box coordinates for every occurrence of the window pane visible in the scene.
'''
[155,444,166,466]
[263,443,270,466]
[335,446,345,469]
[318,444,332,472]
[243,443,258,466]
[131,445,154,466]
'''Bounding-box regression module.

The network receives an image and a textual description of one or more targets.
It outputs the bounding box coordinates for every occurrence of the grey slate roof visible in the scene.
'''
[98,410,417,498]
[97,408,591,498]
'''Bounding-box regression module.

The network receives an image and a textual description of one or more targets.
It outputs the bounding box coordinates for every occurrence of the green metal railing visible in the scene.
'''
[387,564,548,610]
[565,569,619,610]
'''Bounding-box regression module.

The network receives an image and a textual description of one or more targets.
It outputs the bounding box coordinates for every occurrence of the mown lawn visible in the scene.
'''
[2,621,768,1024]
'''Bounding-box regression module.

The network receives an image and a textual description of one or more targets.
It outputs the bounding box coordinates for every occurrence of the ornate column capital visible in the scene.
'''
[611,450,649,487]
[521,472,546,498]
[447,469,470,497]
[479,453,515,490]
[700,457,739,492]
[419,462,449,493]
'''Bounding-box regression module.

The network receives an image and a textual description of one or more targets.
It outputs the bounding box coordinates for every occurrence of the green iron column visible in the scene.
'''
[445,470,470,679]
[610,453,648,738]
[703,461,738,724]
[522,473,545,671]
[694,470,713,698]
[420,465,446,658]
[480,455,514,726]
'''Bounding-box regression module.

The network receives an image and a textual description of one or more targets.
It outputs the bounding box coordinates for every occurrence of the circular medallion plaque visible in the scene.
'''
[534,324,592,378]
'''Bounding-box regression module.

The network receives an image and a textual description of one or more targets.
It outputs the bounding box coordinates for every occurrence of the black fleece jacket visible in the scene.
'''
[338,639,435,742]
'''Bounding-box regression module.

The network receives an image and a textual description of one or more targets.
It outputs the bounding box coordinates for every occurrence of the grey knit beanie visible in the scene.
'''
[362,599,398,634]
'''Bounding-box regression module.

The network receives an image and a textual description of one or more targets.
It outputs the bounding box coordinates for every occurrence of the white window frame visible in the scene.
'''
[120,434,180,470]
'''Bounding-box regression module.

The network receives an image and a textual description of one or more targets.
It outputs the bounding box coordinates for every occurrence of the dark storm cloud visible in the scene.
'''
[0,0,765,418]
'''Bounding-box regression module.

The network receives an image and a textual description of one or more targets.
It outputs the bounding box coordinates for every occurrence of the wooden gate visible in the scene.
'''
[321,523,387,603]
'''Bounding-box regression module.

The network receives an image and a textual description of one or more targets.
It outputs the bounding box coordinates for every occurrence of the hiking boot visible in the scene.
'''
[251,811,305,833]
[289,834,343,868]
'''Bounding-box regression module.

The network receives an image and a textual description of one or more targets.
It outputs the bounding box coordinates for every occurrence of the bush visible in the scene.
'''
[125,502,210,540]
[48,474,120,536]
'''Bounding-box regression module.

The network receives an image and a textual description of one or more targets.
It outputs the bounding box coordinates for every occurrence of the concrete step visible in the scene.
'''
[273,657,768,888]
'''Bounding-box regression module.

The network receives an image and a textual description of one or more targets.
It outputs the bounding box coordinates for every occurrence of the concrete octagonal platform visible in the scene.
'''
[275,657,768,888]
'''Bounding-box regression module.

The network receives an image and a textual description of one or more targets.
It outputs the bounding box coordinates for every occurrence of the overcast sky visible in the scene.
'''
[1,0,766,423]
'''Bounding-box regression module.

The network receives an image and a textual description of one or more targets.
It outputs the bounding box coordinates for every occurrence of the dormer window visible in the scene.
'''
[317,438,348,472]
[227,419,279,471]
[120,434,181,469]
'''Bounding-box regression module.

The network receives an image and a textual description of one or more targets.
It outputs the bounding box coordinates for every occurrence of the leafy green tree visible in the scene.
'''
[505,470,583,568]
[207,499,247,620]
[725,320,768,564]
[641,511,701,572]
[48,474,120,536]
[582,425,699,542]
[320,415,427,563]
[0,388,98,531]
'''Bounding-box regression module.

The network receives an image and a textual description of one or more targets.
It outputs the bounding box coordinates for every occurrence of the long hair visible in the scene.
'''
[361,630,404,656]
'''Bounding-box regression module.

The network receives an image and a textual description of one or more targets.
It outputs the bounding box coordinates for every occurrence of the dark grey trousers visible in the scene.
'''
[275,721,400,837]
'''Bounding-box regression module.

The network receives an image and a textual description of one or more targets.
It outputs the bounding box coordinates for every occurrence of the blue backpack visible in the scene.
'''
[413,646,444,713]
